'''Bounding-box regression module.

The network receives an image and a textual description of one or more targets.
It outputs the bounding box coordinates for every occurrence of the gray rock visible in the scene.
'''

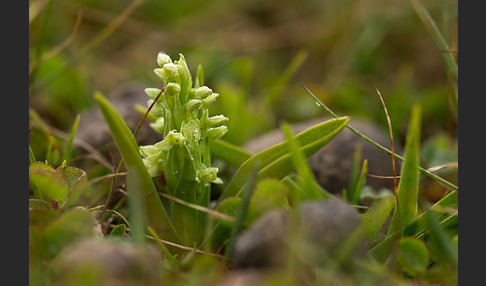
[232,198,366,269]
[54,238,162,286]
[232,209,290,268]
[77,83,162,153]
[243,117,402,194]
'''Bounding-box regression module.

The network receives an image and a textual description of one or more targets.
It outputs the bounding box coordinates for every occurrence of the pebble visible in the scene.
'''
[76,83,162,154]
[231,198,366,269]
[54,238,162,286]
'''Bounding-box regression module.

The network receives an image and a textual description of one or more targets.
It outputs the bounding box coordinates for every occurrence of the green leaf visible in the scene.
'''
[388,105,422,235]
[281,123,328,204]
[397,237,430,276]
[216,197,242,229]
[361,195,396,243]
[264,49,308,107]
[196,64,204,88]
[29,199,52,210]
[219,117,349,202]
[110,224,126,237]
[94,92,179,243]
[33,209,96,259]
[29,162,68,202]
[147,226,179,270]
[423,207,458,268]
[367,231,400,264]
[62,114,80,164]
[403,190,457,237]
[246,179,290,224]
[56,166,87,207]
[225,161,260,258]
[29,145,37,165]
[346,158,368,205]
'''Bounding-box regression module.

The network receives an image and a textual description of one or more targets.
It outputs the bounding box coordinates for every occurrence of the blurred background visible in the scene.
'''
[29,0,458,197]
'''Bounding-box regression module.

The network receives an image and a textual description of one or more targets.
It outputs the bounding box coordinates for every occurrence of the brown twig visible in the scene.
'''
[367,162,458,179]
[159,192,235,222]
[133,87,165,136]
[145,234,224,258]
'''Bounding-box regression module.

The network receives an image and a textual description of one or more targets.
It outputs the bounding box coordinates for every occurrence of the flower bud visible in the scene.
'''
[157,52,172,67]
[165,130,185,146]
[139,145,160,158]
[162,63,181,84]
[198,167,219,183]
[143,158,163,177]
[194,86,212,99]
[205,126,228,140]
[182,119,201,142]
[147,99,164,117]
[145,88,162,100]
[154,139,171,151]
[165,83,181,97]
[185,99,202,113]
[202,93,219,106]
[206,115,228,128]
[150,117,165,133]
[153,68,164,81]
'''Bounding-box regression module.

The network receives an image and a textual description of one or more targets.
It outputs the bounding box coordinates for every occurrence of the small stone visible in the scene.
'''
[231,198,366,269]
[54,238,162,286]
[76,83,162,152]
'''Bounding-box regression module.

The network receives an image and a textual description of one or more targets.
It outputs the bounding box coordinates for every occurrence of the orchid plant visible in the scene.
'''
[139,52,228,244]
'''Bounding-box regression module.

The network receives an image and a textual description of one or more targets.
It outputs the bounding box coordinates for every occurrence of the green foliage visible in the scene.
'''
[219,116,349,202]
[361,195,396,243]
[388,105,422,235]
[30,208,96,260]
[281,123,331,205]
[109,224,126,237]
[224,161,260,258]
[29,162,87,208]
[94,92,178,243]
[29,162,68,202]
[397,237,430,277]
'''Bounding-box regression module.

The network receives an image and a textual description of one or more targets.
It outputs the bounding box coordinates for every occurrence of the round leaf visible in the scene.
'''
[29,162,68,202]
[217,198,241,229]
[397,237,430,276]
[56,166,87,191]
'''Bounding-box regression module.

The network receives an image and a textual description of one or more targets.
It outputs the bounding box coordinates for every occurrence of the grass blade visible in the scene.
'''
[281,123,329,203]
[388,105,422,235]
[29,145,37,165]
[94,92,179,243]
[361,195,396,243]
[264,49,308,107]
[410,0,458,79]
[346,158,368,205]
[423,208,458,268]
[224,161,260,258]
[62,114,80,164]
[218,117,349,202]
[403,190,457,237]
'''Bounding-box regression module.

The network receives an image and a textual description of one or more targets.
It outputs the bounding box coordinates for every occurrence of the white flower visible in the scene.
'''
[157,52,172,67]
